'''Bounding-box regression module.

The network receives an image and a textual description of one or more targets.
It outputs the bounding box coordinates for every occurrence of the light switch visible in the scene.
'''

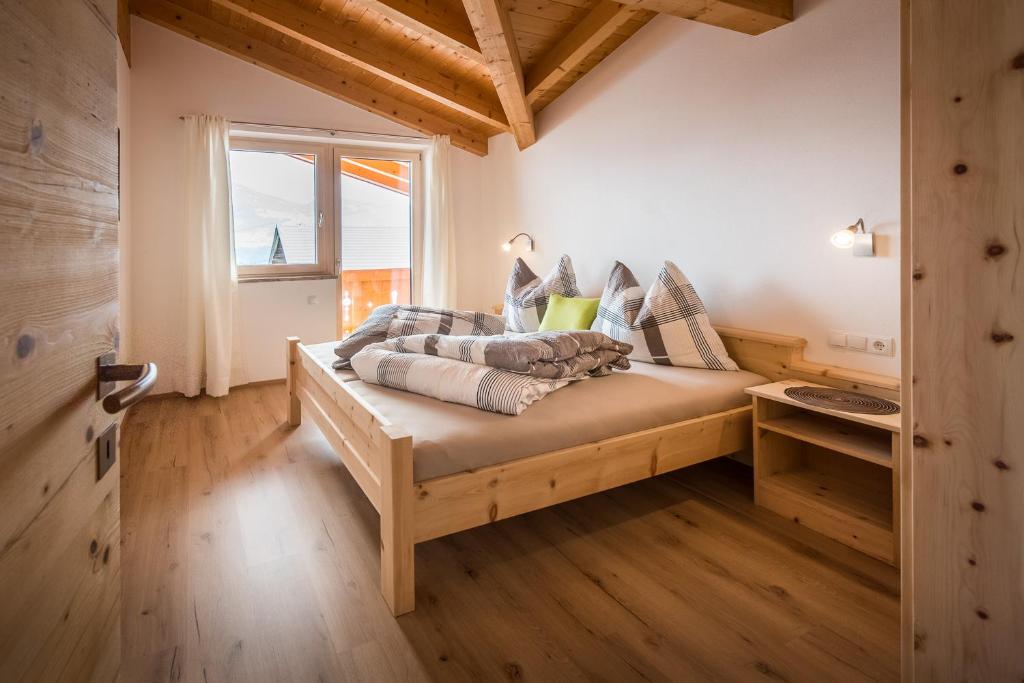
[847,334,868,351]
[828,330,847,347]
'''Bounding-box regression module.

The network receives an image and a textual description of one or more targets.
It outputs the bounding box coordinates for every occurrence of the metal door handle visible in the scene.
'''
[97,355,158,413]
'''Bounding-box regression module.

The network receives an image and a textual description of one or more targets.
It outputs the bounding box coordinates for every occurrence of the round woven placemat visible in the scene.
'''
[783,386,900,415]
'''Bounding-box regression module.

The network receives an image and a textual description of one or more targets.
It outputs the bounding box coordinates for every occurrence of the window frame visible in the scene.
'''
[228,135,424,289]
[229,136,336,281]
[332,145,424,305]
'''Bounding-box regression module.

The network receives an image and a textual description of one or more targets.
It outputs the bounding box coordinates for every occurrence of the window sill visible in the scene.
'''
[238,274,337,284]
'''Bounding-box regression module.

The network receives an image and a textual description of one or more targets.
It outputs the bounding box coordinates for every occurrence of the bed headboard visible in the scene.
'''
[714,326,901,401]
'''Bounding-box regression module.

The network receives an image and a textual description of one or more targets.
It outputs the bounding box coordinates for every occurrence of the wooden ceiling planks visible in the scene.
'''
[132,0,493,153]
[524,0,649,106]
[207,0,509,129]
[613,0,791,35]
[127,0,792,154]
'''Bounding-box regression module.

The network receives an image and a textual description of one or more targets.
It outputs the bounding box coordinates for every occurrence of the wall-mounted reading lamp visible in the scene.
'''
[830,218,875,257]
[501,232,535,253]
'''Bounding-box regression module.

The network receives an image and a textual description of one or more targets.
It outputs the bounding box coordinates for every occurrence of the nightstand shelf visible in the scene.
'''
[746,380,901,566]
[758,414,892,467]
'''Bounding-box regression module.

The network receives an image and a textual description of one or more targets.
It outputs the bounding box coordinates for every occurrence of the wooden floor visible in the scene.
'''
[121,383,899,682]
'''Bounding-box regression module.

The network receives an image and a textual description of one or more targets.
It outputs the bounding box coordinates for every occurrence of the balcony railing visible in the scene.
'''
[340,267,411,337]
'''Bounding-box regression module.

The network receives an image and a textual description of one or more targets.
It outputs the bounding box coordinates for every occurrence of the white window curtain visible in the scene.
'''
[179,114,245,397]
[422,134,457,308]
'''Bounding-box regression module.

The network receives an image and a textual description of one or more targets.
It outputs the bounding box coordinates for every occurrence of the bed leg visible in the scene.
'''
[286,336,302,427]
[380,427,415,616]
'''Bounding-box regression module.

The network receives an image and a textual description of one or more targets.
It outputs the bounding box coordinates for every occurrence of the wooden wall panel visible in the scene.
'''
[903,0,1024,679]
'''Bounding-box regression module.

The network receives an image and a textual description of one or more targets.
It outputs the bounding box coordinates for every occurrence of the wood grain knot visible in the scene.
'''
[993,459,1009,470]
[16,334,35,359]
[29,120,43,156]
[967,557,977,566]
[970,500,986,512]
[975,608,989,620]
[103,546,110,564]
[912,434,929,448]
[912,270,924,280]
[986,242,1007,258]
[89,539,98,555]
[953,95,962,102]
[86,425,95,442]
[1013,53,1024,70]
[953,163,968,175]
[991,331,1014,344]
[488,502,498,521]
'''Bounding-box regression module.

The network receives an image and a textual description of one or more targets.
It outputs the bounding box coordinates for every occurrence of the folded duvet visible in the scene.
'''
[350,331,632,415]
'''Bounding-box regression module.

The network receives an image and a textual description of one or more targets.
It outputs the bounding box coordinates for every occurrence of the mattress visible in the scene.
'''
[305,341,359,382]
[345,362,767,482]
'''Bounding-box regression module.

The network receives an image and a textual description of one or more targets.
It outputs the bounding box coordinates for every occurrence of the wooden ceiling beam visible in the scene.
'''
[350,0,486,66]
[131,0,490,155]
[614,0,791,35]
[525,0,641,107]
[462,0,535,149]
[208,0,509,131]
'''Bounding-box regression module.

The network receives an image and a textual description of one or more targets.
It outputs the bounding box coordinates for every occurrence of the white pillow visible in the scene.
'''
[592,260,737,370]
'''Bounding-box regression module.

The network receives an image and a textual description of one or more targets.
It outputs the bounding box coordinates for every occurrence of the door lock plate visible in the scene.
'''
[97,423,117,481]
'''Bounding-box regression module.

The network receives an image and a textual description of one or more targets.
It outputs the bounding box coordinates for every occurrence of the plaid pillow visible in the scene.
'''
[502,255,581,332]
[592,261,738,371]
[333,305,504,369]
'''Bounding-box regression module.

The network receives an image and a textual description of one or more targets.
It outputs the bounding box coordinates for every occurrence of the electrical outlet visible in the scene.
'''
[867,336,895,356]
[828,330,847,347]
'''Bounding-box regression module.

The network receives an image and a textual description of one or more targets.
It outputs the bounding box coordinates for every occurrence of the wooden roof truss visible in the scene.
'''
[125,0,792,154]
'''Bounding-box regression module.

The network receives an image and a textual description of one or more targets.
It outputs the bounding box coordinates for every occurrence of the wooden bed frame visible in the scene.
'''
[284,326,900,616]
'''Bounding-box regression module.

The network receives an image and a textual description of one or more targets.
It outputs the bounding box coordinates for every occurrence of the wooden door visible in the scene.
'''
[902,0,1024,679]
[0,1,122,680]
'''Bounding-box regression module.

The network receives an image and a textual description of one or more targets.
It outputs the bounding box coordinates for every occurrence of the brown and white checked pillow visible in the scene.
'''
[591,261,738,371]
[502,255,581,332]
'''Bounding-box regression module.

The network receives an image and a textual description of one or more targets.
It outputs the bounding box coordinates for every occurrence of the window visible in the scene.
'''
[229,137,422,305]
[229,138,333,279]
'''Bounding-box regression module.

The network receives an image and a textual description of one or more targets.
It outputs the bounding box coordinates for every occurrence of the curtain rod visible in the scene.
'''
[177,116,430,141]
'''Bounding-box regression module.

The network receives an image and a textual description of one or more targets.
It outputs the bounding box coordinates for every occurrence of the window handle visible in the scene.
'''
[318,211,324,229]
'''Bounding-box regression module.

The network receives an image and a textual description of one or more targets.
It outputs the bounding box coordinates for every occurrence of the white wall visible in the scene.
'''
[128,18,483,391]
[480,0,901,375]
[117,48,132,362]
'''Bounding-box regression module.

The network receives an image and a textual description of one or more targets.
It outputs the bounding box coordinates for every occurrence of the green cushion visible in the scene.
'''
[538,293,601,331]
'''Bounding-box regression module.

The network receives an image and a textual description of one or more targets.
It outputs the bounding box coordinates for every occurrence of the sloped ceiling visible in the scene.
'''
[123,0,793,155]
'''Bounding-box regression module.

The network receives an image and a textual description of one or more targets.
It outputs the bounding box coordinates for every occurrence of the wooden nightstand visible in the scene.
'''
[745,380,901,566]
